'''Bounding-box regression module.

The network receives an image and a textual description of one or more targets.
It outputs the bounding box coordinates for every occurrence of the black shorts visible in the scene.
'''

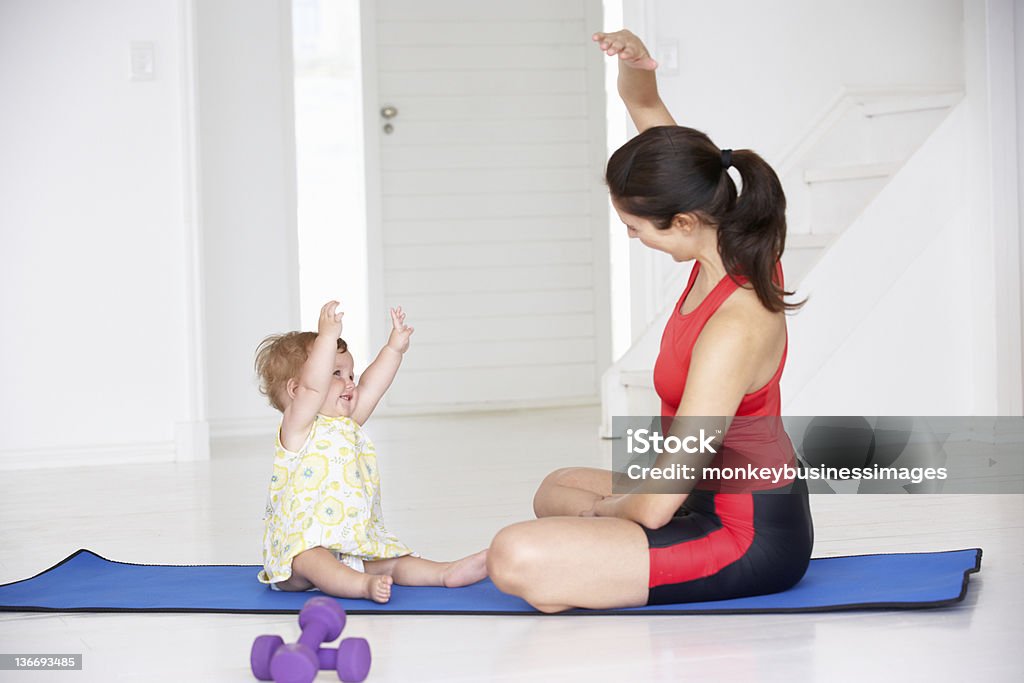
[643,479,814,605]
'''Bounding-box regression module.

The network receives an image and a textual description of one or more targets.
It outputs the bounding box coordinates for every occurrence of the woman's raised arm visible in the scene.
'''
[592,29,675,132]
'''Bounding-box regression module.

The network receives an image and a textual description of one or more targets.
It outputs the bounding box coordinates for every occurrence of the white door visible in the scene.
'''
[361,0,610,411]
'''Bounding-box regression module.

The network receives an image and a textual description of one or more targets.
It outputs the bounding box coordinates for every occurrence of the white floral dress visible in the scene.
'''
[258,414,412,584]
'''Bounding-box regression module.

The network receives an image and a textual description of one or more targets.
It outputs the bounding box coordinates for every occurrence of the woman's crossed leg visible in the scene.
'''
[487,515,650,613]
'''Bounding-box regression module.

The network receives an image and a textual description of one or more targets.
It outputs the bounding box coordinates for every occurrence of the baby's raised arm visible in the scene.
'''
[280,301,343,451]
[592,29,675,132]
[352,307,413,425]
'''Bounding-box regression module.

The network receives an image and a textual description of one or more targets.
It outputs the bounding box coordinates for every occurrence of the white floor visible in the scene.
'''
[1,406,1021,682]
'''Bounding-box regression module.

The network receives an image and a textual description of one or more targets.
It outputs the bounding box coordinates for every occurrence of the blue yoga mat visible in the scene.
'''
[0,548,980,615]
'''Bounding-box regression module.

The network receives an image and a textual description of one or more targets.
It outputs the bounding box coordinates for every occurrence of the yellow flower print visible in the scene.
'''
[315,440,331,451]
[337,427,359,448]
[268,528,285,553]
[315,496,345,526]
[343,459,365,488]
[357,536,381,557]
[359,454,379,485]
[282,533,306,557]
[269,465,288,491]
[296,453,328,491]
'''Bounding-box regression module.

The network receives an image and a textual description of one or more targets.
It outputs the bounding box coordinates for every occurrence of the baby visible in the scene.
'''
[254,300,487,602]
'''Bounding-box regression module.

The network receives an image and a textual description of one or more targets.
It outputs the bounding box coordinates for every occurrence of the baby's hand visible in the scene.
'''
[592,30,658,71]
[318,300,343,337]
[386,306,414,354]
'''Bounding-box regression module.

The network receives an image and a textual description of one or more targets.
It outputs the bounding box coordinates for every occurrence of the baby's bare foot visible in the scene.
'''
[442,549,489,588]
[363,574,392,603]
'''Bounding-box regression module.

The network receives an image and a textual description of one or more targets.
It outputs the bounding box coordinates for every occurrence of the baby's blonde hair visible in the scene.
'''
[255,332,349,412]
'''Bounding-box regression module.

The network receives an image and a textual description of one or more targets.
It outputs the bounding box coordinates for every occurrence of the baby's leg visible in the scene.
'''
[288,547,393,603]
[365,550,488,588]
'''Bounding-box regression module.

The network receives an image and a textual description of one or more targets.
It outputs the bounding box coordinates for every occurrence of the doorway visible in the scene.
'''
[292,0,369,367]
[292,0,619,407]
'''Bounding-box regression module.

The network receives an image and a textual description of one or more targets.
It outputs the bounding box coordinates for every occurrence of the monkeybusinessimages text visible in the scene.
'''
[623,428,949,485]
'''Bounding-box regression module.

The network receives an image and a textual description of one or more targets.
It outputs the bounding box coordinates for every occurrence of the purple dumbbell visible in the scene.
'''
[251,637,371,683]
[320,639,372,682]
[250,597,371,683]
[251,635,285,681]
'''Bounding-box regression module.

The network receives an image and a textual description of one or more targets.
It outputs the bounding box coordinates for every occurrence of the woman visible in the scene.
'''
[486,30,814,612]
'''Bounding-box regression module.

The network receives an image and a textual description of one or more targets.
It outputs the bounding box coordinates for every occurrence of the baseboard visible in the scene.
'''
[0,441,176,471]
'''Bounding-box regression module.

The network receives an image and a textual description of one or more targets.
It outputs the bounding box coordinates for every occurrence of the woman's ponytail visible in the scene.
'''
[717,149,802,313]
[606,126,805,313]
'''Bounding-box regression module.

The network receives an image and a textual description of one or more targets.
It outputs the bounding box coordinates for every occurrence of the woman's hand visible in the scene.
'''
[318,300,343,337]
[592,30,658,71]
[580,494,626,518]
[385,306,414,354]
[592,29,672,131]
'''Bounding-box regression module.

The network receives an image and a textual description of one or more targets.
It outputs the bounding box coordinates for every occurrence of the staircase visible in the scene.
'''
[600,86,965,436]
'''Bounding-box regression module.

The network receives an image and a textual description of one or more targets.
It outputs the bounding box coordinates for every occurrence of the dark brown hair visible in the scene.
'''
[606,125,804,313]
[254,332,349,412]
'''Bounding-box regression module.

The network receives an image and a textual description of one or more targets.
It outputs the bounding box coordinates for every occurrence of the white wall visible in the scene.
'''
[785,0,1023,417]
[962,0,1022,415]
[0,0,194,466]
[613,0,1023,415]
[630,0,963,161]
[783,105,975,414]
[0,0,302,467]
[1018,0,1024,411]
[620,0,965,338]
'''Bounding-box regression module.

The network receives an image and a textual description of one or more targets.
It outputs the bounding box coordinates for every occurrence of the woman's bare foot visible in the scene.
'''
[441,549,489,588]
[363,573,393,603]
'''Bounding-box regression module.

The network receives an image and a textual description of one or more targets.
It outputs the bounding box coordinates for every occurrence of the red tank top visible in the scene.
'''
[646,262,798,587]
[653,260,787,418]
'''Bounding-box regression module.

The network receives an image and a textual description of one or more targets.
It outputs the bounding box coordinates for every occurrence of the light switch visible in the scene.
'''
[655,41,679,76]
[130,42,155,81]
